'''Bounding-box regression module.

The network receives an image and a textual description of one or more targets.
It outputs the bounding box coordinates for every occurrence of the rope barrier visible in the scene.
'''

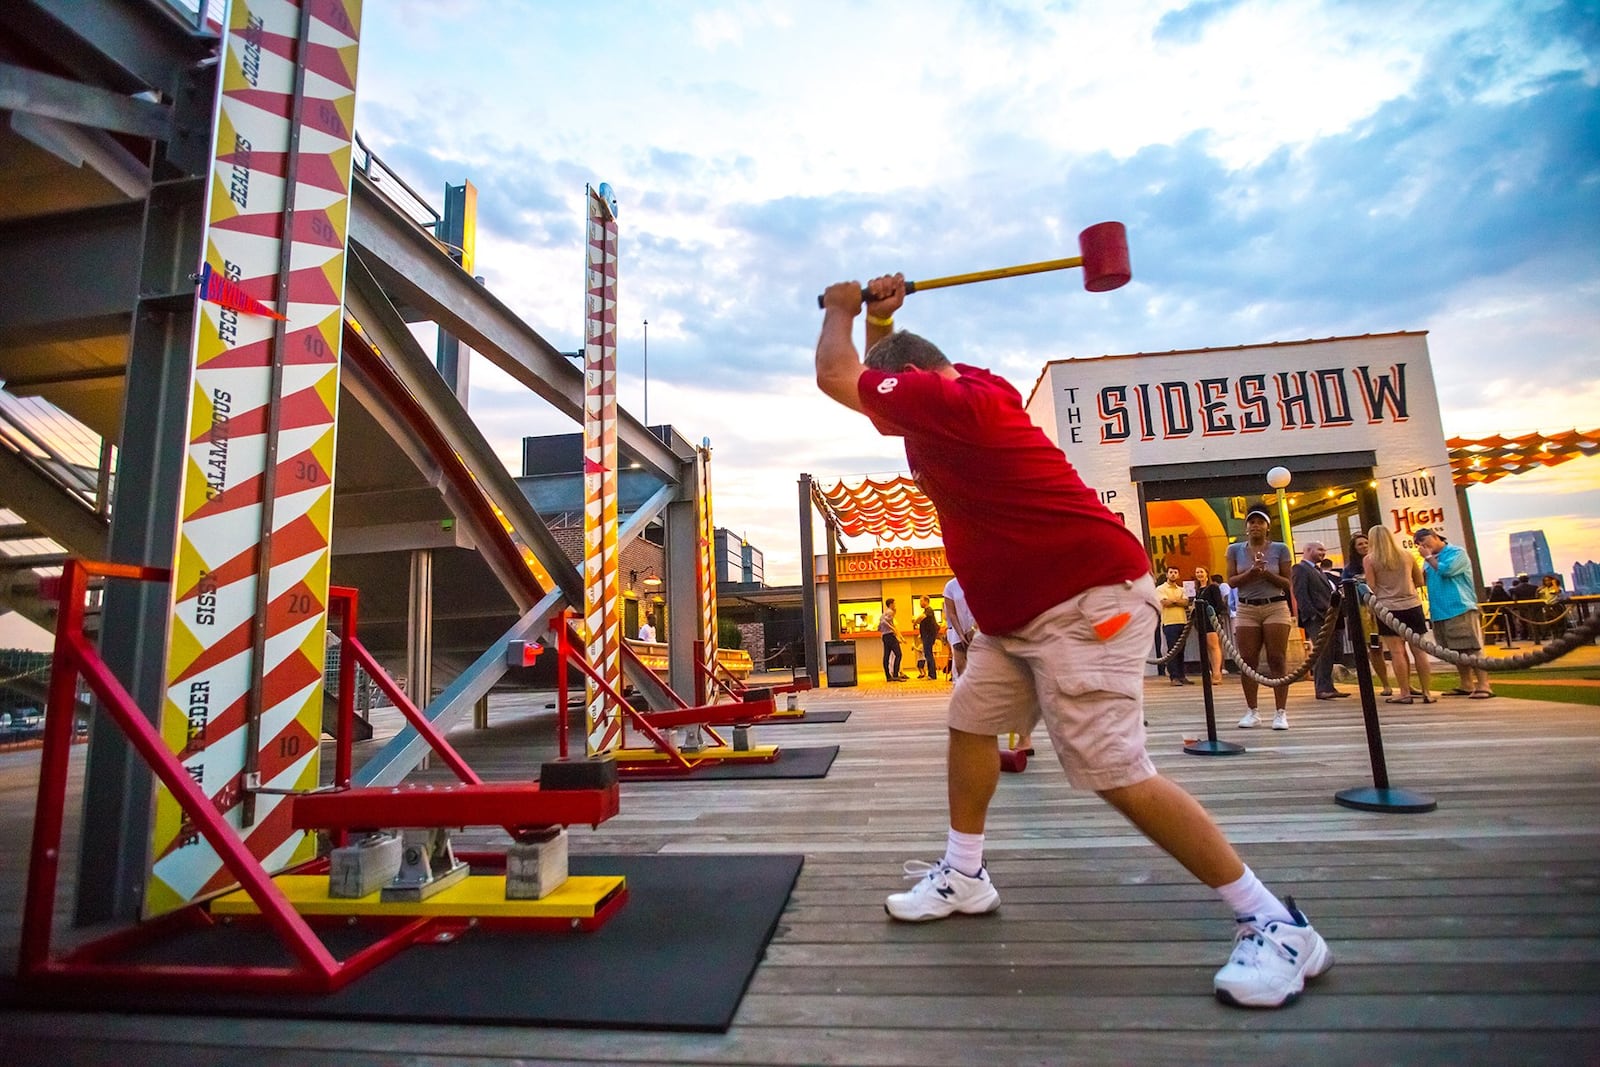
[1145,613,1197,667]
[1495,603,1573,626]
[1204,597,1344,689]
[1361,589,1600,670]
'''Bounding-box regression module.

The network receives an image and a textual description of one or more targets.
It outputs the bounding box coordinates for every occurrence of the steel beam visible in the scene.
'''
[799,474,820,687]
[0,62,171,140]
[619,480,675,548]
[0,444,108,557]
[0,521,46,541]
[75,172,206,925]
[665,469,702,699]
[0,201,143,344]
[8,0,215,97]
[406,549,434,711]
[10,112,152,199]
[348,176,682,483]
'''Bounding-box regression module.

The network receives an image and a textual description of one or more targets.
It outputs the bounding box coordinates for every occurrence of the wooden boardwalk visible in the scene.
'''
[2,670,1598,1064]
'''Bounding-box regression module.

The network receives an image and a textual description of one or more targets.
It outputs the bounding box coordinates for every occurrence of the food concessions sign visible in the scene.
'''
[833,546,950,580]
[1024,333,1465,556]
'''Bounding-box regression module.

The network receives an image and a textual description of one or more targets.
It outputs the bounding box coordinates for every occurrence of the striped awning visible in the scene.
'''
[1449,429,1600,487]
[813,475,939,542]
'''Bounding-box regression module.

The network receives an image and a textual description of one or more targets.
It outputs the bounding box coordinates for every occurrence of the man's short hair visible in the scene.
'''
[864,330,953,372]
[1414,527,1442,542]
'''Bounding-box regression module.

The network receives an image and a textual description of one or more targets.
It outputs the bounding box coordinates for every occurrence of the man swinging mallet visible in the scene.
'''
[813,271,1332,1009]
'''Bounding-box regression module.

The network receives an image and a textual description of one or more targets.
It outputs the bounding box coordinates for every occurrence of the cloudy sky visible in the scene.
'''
[352,0,1599,584]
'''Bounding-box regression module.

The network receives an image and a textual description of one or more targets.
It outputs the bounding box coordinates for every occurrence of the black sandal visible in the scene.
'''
[1384,696,1414,704]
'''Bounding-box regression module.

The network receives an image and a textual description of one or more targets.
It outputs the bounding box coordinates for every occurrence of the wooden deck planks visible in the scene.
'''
[1,668,1597,1064]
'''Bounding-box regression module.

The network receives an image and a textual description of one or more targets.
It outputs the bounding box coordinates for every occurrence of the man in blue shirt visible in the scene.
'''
[1414,528,1495,699]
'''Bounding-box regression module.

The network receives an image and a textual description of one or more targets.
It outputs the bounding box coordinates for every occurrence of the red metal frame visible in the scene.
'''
[19,561,624,997]
[691,640,810,702]
[552,611,780,776]
[293,781,619,831]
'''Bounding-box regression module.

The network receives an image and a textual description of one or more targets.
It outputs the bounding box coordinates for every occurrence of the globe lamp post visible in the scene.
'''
[1266,466,1294,556]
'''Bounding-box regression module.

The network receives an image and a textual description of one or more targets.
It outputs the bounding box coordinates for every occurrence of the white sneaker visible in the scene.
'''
[1237,710,1261,729]
[884,859,1000,922]
[1214,898,1333,1008]
[1272,711,1289,730]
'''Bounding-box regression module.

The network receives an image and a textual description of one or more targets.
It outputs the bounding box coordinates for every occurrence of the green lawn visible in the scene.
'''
[1418,664,1600,707]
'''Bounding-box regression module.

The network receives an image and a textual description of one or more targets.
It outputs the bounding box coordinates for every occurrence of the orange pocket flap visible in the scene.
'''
[1092,611,1133,642]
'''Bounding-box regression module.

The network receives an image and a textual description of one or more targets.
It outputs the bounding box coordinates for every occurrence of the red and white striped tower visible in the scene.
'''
[149,0,363,915]
[582,184,622,754]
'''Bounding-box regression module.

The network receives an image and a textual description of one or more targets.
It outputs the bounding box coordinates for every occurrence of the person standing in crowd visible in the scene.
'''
[1227,508,1296,730]
[943,576,976,678]
[1343,533,1394,696]
[1195,567,1227,685]
[1415,528,1495,700]
[1363,525,1433,704]
[1509,573,1539,640]
[879,597,906,682]
[1158,566,1192,686]
[814,274,1331,1009]
[1291,542,1348,706]
[1539,575,1568,640]
[1213,572,1239,672]
[918,594,941,679]
[1486,581,1513,644]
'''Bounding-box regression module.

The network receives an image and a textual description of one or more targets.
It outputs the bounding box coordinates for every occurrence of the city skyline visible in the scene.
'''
[356,1,1600,586]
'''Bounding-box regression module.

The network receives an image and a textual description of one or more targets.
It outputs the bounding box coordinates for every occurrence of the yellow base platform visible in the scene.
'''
[615,744,778,763]
[210,873,626,918]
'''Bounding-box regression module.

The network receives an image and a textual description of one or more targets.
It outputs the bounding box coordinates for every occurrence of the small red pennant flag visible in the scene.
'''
[197,262,287,321]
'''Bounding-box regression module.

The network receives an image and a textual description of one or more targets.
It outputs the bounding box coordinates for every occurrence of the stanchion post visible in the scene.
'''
[1333,579,1435,813]
[1185,604,1243,756]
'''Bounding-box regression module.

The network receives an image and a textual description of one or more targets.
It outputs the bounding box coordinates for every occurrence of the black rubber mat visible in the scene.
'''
[762,709,852,724]
[623,744,838,781]
[1,853,802,1032]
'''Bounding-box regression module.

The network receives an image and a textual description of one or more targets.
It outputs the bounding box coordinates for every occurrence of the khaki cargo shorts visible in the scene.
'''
[948,575,1160,791]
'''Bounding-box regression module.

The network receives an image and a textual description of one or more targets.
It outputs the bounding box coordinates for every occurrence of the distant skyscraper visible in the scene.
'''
[1574,560,1600,595]
[1509,529,1555,577]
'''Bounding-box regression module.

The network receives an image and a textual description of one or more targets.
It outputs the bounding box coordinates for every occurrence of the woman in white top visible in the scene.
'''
[1363,525,1433,704]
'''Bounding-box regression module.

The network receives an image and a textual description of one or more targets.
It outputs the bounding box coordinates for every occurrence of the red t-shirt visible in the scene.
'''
[857,362,1149,634]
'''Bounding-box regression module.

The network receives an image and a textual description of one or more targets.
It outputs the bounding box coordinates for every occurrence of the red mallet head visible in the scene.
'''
[1078,221,1131,292]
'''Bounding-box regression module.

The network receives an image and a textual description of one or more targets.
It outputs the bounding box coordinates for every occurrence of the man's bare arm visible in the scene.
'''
[815,274,907,414]
[815,281,866,412]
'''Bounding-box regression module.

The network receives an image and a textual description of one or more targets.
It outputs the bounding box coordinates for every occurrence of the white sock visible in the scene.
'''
[1214,865,1293,924]
[943,828,985,877]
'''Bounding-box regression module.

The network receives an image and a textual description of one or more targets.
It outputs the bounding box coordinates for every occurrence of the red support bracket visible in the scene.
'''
[20,561,625,998]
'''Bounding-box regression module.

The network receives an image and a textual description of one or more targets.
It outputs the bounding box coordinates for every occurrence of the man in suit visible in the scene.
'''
[1292,541,1348,704]
[1509,573,1539,640]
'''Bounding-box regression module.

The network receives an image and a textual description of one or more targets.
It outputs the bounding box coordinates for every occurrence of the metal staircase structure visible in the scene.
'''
[0,0,710,923]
